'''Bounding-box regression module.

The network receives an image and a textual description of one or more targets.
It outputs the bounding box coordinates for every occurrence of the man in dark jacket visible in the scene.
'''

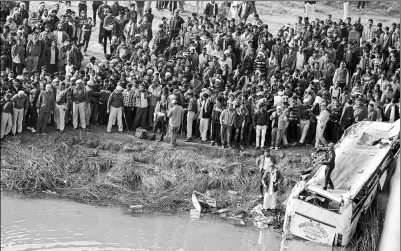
[254,102,269,150]
[199,92,213,142]
[36,84,56,135]
[316,143,336,190]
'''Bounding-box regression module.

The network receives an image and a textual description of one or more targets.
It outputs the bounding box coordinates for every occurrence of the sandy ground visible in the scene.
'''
[28,1,399,62]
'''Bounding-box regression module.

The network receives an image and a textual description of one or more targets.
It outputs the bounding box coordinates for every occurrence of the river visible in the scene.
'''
[1,193,337,251]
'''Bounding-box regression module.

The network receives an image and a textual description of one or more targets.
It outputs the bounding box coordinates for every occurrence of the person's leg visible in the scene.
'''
[261,125,267,148]
[300,120,310,144]
[324,167,334,189]
[319,126,327,146]
[186,111,194,139]
[117,107,123,132]
[255,125,261,147]
[25,56,33,73]
[107,106,117,132]
[32,56,39,72]
[305,3,310,17]
[5,113,12,135]
[16,108,23,133]
[140,107,148,129]
[271,128,277,148]
[343,1,349,19]
[220,124,226,146]
[1,113,7,138]
[79,103,86,128]
[361,1,365,9]
[85,103,91,126]
[59,104,65,131]
[270,192,277,210]
[73,103,79,129]
[12,108,19,135]
[41,112,51,133]
[148,105,155,129]
[227,126,232,147]
[152,117,161,137]
[54,104,60,129]
[172,127,178,145]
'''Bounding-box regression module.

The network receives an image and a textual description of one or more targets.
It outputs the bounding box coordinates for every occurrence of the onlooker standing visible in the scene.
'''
[36,84,56,135]
[1,94,13,140]
[254,103,269,150]
[304,1,316,19]
[199,93,213,142]
[133,84,149,130]
[92,1,103,26]
[107,85,124,133]
[357,1,365,11]
[220,102,236,148]
[71,79,89,130]
[167,99,184,147]
[11,90,28,136]
[55,82,69,133]
[148,80,162,128]
[25,33,41,76]
[151,94,168,141]
[11,38,25,75]
[185,90,198,142]
[122,83,135,130]
[315,101,330,148]
[298,99,311,145]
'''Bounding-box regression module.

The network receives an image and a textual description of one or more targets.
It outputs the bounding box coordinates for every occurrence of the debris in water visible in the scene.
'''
[228,190,239,195]
[129,205,144,209]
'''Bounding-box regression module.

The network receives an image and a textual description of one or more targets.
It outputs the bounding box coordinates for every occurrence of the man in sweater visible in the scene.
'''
[107,85,124,133]
[220,102,236,149]
[11,90,28,136]
[167,99,184,147]
[71,79,89,130]
[36,84,56,135]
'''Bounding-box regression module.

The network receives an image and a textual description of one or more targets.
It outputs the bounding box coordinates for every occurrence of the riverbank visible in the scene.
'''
[0,126,314,219]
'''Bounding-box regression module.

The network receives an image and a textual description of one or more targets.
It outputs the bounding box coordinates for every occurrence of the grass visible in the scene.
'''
[0,129,312,213]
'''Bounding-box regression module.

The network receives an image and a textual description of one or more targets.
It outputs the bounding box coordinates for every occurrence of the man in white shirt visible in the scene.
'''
[315,101,330,148]
[133,84,149,130]
[296,46,305,69]
[377,72,390,92]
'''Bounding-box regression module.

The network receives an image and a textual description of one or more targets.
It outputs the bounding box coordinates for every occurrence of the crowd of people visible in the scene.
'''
[0,1,400,151]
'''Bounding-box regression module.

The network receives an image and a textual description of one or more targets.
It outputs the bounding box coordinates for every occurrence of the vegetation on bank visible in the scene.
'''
[0,130,311,212]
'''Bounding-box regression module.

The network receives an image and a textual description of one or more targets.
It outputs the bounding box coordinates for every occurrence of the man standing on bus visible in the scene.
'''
[317,143,336,190]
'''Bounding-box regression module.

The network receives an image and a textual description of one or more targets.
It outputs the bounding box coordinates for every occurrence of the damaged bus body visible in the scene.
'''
[283,120,400,247]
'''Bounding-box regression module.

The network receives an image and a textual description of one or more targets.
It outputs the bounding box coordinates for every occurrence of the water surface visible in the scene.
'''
[1,193,336,251]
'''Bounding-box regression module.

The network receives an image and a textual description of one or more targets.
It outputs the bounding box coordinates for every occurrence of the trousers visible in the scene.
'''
[12,108,24,134]
[1,113,12,138]
[315,125,327,148]
[55,103,66,131]
[256,125,267,148]
[107,106,123,132]
[299,119,310,144]
[324,166,335,189]
[73,102,86,129]
[186,111,196,139]
[199,118,210,141]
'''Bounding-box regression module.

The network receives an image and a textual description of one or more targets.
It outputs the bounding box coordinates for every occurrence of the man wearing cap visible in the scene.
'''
[36,84,56,135]
[167,99,184,147]
[107,85,124,133]
[11,90,29,136]
[71,79,89,130]
[55,82,70,133]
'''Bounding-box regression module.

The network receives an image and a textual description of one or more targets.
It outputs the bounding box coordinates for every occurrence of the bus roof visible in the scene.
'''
[306,120,400,201]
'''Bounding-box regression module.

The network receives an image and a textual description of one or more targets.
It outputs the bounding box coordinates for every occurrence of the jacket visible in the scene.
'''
[220,108,236,126]
[11,94,28,110]
[318,147,336,169]
[36,90,56,112]
[107,91,124,109]
[200,99,213,119]
[340,105,354,126]
[262,169,283,193]
[254,109,269,126]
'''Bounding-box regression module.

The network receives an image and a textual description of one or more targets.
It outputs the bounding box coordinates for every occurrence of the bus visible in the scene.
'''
[283,119,400,246]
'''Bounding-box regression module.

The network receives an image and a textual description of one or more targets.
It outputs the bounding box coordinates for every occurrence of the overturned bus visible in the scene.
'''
[283,120,400,246]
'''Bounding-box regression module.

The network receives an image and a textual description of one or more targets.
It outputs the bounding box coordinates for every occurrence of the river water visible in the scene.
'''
[1,193,337,251]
